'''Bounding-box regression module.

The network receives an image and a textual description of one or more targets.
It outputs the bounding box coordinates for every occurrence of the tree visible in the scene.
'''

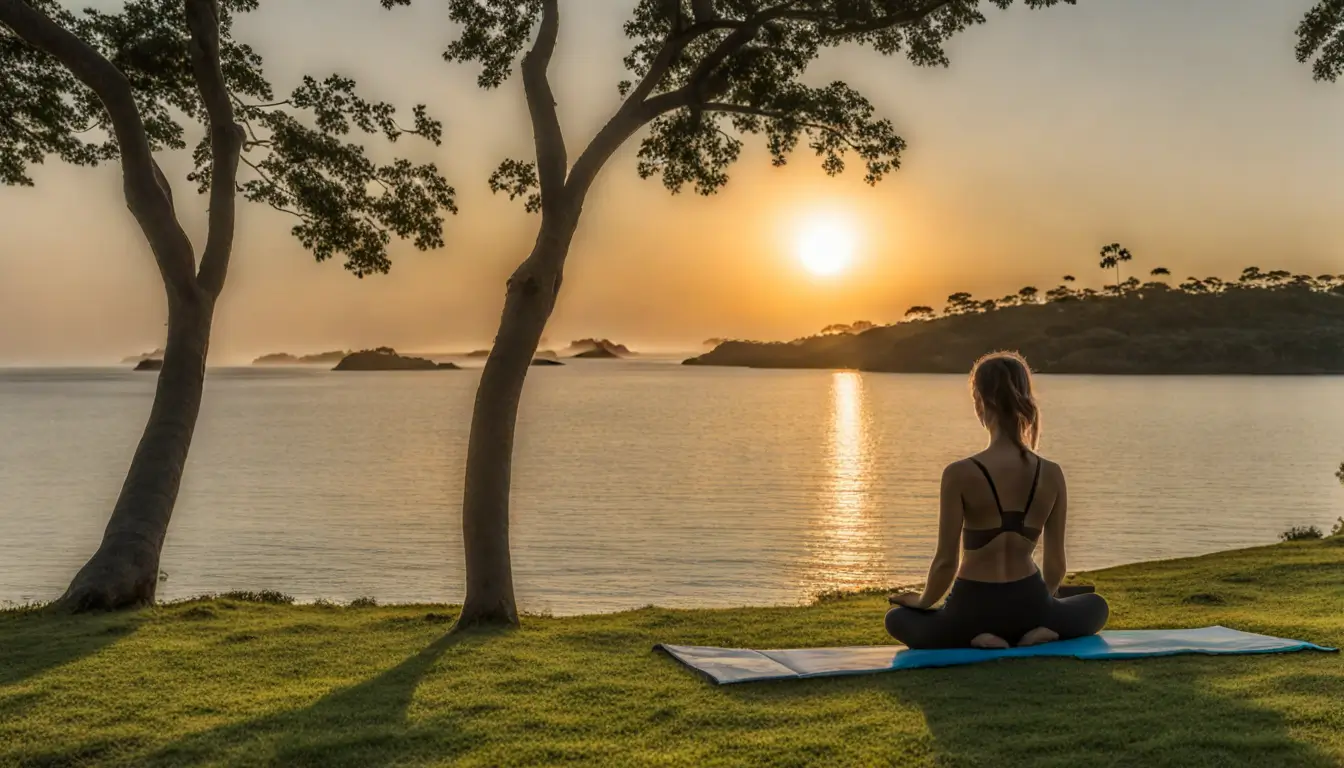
[1290,274,1316,291]
[1150,267,1170,278]
[903,305,935,322]
[382,0,1075,629]
[1098,242,1131,294]
[1062,274,1076,283]
[1017,285,1039,304]
[1297,1,1344,82]
[1240,266,1263,286]
[1264,269,1291,287]
[945,291,976,315]
[1,0,454,610]
[1045,285,1074,302]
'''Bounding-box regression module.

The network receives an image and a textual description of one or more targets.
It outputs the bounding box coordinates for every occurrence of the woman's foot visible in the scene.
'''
[970,633,1010,649]
[1017,627,1060,647]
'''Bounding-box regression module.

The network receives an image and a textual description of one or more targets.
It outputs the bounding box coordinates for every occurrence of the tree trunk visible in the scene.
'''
[454,223,573,631]
[58,293,213,612]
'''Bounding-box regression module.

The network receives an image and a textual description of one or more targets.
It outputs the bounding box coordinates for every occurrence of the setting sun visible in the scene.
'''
[797,215,857,276]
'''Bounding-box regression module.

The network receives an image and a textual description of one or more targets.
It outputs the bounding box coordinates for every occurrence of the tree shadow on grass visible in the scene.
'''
[723,656,1338,768]
[0,610,140,688]
[140,629,490,768]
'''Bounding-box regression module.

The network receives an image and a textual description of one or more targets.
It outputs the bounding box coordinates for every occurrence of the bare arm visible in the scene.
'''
[914,465,964,609]
[1042,465,1068,595]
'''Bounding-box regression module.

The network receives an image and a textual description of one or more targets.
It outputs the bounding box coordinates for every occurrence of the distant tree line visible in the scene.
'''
[899,243,1344,324]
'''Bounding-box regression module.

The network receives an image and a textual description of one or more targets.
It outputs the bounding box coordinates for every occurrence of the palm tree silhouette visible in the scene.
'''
[1099,243,1133,294]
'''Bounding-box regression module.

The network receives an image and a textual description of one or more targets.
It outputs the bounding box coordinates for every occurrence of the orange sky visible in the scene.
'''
[2,0,1342,364]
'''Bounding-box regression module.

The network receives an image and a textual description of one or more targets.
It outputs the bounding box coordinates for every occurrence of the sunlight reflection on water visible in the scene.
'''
[803,371,886,595]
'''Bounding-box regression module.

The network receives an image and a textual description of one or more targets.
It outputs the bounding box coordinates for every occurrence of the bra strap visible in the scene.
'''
[969,458,1004,514]
[1023,457,1043,513]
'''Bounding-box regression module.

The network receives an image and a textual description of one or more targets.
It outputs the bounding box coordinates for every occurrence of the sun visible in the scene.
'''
[797,215,857,277]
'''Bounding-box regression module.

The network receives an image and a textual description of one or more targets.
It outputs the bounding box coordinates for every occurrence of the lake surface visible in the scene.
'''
[2,362,1342,614]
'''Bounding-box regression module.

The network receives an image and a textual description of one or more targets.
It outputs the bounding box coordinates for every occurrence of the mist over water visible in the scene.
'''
[2,362,1341,614]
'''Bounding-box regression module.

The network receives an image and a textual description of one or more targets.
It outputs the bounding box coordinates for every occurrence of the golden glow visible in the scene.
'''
[796,214,858,277]
[803,371,885,594]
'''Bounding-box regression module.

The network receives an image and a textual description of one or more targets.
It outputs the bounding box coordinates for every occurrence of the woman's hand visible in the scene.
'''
[891,592,926,609]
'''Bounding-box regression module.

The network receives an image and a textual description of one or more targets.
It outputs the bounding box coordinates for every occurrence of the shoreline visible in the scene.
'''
[1,538,1312,618]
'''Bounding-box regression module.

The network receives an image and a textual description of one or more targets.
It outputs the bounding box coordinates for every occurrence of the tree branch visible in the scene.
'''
[794,0,958,36]
[701,102,864,151]
[625,26,688,106]
[567,4,800,207]
[151,159,175,212]
[185,0,245,299]
[521,0,566,210]
[669,0,957,111]
[563,109,646,206]
[690,0,718,23]
[238,154,309,221]
[0,0,197,297]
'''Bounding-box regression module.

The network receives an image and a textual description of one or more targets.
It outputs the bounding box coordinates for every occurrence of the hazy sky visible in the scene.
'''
[2,0,1341,363]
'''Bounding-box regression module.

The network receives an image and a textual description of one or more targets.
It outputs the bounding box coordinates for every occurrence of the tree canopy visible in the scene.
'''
[383,0,1074,209]
[2,0,456,277]
[1297,0,1344,82]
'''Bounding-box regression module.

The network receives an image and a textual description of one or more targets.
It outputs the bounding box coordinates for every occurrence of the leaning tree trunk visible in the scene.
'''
[455,222,573,630]
[58,292,214,612]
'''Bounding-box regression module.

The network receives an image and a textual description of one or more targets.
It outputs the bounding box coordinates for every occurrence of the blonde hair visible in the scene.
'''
[970,351,1040,457]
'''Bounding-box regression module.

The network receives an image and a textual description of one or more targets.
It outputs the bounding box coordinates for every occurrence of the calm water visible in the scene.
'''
[2,362,1342,614]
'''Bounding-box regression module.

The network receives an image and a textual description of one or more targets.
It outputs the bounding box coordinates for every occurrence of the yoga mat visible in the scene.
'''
[656,626,1336,684]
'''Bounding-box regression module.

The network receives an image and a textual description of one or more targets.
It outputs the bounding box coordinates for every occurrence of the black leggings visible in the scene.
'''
[885,572,1109,649]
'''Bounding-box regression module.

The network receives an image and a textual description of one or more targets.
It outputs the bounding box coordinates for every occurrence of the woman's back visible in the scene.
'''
[885,351,1107,650]
[955,446,1062,583]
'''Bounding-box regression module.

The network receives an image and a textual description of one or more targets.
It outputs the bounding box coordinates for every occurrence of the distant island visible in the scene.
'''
[333,348,459,372]
[531,358,565,367]
[253,351,350,365]
[133,359,163,372]
[686,271,1344,375]
[122,348,164,364]
[566,339,631,358]
[465,349,491,358]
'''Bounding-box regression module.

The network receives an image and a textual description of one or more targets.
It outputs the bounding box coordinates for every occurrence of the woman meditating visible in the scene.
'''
[886,352,1109,649]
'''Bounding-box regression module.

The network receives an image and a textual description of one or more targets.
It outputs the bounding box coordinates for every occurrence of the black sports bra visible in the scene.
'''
[962,457,1043,551]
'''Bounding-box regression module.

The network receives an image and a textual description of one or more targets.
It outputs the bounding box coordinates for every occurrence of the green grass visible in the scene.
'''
[3,541,1343,767]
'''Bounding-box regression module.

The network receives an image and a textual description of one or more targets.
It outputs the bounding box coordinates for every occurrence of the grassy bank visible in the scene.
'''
[3,541,1342,767]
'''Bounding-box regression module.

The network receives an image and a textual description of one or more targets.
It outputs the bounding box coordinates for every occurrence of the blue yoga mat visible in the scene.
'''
[656,626,1336,684]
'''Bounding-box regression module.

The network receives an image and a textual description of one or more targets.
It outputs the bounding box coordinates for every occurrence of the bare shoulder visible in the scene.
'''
[1038,456,1066,485]
[941,458,979,486]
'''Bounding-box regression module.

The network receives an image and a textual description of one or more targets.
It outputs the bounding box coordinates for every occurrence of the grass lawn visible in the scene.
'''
[2,540,1342,767]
